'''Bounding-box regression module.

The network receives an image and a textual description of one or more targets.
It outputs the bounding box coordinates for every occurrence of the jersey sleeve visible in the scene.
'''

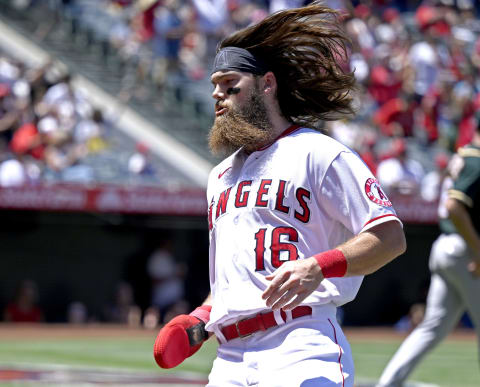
[318,151,401,235]
[449,156,480,208]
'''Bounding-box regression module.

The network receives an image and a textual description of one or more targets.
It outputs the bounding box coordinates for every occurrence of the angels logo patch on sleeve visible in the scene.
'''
[365,178,392,207]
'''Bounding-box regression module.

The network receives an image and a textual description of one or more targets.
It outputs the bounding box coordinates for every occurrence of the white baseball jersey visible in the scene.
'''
[205,125,401,331]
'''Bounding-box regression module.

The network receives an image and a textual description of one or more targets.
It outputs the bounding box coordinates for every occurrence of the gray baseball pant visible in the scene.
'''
[376,233,480,387]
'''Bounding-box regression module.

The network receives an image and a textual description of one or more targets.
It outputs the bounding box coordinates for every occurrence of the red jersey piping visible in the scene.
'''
[328,318,345,387]
[256,124,301,151]
[363,214,398,228]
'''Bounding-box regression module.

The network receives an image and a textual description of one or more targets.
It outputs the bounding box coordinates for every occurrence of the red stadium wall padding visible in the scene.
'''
[0,184,438,223]
[0,184,207,216]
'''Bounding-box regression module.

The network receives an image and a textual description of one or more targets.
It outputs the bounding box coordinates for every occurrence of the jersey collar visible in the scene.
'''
[256,124,301,152]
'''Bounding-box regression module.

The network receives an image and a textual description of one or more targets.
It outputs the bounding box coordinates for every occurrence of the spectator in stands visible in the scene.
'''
[9,115,45,170]
[376,138,425,196]
[178,27,208,81]
[408,5,444,100]
[344,4,376,57]
[373,92,417,138]
[357,130,380,176]
[420,151,450,202]
[41,71,75,107]
[127,141,156,179]
[108,3,137,67]
[418,79,450,145]
[73,108,108,153]
[4,279,44,323]
[42,129,89,178]
[367,62,403,107]
[189,0,228,56]
[451,76,479,150]
[0,55,22,86]
[0,155,28,187]
[151,0,187,88]
[0,82,21,146]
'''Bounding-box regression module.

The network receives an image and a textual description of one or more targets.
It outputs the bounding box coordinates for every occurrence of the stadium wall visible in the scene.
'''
[0,209,437,326]
[0,210,210,323]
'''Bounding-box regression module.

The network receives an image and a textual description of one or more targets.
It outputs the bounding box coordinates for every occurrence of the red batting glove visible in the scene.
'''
[153,305,211,369]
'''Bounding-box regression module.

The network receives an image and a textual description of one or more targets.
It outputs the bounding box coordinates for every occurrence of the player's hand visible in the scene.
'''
[262,257,324,311]
[153,305,211,369]
[153,314,207,369]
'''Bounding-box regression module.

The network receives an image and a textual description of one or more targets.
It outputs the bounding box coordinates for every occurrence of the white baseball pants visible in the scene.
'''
[207,304,354,387]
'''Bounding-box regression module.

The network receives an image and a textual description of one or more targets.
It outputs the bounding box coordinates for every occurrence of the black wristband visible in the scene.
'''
[186,321,208,346]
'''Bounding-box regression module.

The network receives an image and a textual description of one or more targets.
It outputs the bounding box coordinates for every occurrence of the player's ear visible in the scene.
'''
[261,72,277,96]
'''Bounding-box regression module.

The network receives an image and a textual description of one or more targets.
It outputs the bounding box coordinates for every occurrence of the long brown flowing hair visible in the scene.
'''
[217,2,356,126]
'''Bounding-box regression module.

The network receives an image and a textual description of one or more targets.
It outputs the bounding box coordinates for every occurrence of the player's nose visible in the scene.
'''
[212,85,224,100]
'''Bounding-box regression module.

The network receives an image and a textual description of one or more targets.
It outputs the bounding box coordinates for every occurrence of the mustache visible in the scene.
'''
[215,101,228,109]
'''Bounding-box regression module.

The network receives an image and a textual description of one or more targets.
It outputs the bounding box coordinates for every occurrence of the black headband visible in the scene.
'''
[211,47,269,75]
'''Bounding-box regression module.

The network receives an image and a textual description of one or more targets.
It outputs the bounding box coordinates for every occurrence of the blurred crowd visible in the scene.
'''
[0,51,159,187]
[327,0,480,201]
[3,0,480,201]
[0,54,106,186]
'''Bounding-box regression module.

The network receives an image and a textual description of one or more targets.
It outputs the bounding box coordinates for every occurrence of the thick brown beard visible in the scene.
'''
[208,91,274,156]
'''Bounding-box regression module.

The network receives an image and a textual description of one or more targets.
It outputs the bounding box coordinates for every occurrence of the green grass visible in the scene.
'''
[0,335,217,377]
[0,332,477,386]
[351,339,479,387]
[0,338,160,371]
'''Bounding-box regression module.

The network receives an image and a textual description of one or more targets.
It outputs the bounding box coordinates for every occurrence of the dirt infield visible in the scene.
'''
[0,323,158,340]
[0,367,208,385]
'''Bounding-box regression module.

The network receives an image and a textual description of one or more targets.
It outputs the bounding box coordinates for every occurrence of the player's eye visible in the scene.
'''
[224,78,237,85]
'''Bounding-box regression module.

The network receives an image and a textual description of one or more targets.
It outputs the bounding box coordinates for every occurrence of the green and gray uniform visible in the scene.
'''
[446,146,480,235]
[377,145,480,387]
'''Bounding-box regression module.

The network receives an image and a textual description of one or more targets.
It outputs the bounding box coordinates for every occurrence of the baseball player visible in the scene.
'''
[376,124,480,387]
[154,4,406,386]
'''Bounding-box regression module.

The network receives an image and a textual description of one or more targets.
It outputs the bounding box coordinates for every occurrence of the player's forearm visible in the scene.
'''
[339,220,406,276]
[446,198,480,260]
[262,220,406,311]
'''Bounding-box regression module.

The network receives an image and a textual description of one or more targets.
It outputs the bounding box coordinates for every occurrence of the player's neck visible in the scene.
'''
[268,114,293,140]
[249,119,295,153]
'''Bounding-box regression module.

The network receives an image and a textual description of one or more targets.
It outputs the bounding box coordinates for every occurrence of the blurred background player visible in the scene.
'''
[376,119,480,387]
[146,236,187,324]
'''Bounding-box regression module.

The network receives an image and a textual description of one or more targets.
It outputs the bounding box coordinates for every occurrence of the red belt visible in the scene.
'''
[221,306,312,341]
